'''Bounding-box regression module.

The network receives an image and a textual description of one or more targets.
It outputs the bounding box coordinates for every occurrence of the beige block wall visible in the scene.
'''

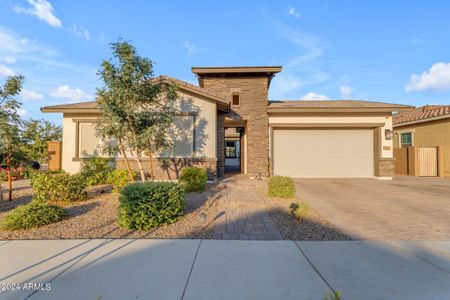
[61,90,218,175]
[394,118,450,177]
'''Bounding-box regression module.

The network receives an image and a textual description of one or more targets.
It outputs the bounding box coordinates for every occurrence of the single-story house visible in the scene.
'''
[41,66,412,180]
[393,105,450,177]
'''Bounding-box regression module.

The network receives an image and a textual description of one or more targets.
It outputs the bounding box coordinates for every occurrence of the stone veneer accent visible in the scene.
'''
[376,158,395,177]
[216,112,225,177]
[200,75,270,178]
[116,158,217,180]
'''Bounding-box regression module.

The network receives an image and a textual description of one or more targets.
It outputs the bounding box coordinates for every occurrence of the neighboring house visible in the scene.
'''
[393,105,450,177]
[41,66,412,180]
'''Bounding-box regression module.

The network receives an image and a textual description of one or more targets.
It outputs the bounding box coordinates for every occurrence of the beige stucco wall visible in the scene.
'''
[61,90,217,174]
[394,118,450,177]
[62,114,100,174]
[268,113,393,159]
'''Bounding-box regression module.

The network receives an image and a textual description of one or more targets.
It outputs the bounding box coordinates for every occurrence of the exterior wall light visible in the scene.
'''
[385,129,393,140]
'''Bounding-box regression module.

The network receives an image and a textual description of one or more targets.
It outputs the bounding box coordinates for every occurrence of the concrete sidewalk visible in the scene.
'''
[0,240,449,300]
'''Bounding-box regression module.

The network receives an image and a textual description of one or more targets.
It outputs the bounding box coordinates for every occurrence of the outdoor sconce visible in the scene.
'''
[385,129,393,140]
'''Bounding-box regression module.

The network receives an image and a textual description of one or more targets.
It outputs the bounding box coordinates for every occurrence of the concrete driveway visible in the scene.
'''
[1,239,450,300]
[296,176,450,240]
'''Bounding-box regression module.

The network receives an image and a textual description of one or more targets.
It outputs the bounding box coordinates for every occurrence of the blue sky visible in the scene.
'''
[1,0,450,124]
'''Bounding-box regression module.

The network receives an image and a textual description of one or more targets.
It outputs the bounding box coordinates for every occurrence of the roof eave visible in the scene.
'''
[268,107,413,113]
[40,107,101,113]
[192,66,282,75]
[393,114,450,127]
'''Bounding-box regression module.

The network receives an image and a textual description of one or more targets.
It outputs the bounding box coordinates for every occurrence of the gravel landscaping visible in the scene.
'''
[265,196,351,240]
[0,180,220,239]
[1,178,351,240]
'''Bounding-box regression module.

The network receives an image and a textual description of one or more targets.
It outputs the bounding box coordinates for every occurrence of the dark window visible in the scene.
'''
[400,132,412,148]
[225,141,237,158]
[232,94,240,106]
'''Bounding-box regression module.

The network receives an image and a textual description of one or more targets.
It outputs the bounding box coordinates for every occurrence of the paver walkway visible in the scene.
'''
[212,176,282,240]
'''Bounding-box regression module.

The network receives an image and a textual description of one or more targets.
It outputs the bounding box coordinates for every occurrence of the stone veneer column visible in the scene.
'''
[201,76,270,178]
[216,112,225,178]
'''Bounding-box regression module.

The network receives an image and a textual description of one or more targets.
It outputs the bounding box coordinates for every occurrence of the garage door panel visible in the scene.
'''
[273,129,374,178]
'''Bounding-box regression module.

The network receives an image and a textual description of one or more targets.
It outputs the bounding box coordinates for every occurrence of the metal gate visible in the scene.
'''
[418,147,438,177]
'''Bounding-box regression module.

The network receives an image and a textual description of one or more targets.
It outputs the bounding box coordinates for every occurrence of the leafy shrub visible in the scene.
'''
[290,202,310,220]
[118,182,185,230]
[268,176,296,198]
[0,202,66,230]
[80,157,114,186]
[21,167,37,179]
[31,171,86,202]
[107,169,137,192]
[179,166,207,192]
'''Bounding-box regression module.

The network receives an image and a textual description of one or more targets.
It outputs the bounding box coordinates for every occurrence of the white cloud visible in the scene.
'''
[17,108,28,117]
[50,85,91,102]
[410,37,425,44]
[270,26,329,99]
[0,64,15,77]
[69,24,90,41]
[15,0,62,28]
[282,27,324,67]
[184,40,199,57]
[0,27,32,53]
[405,62,450,92]
[301,92,329,101]
[21,89,44,101]
[288,7,300,18]
[0,56,17,64]
[339,85,354,99]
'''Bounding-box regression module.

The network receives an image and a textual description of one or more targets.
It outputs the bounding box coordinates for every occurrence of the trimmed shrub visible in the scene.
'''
[179,166,207,192]
[0,202,67,230]
[107,169,138,193]
[31,171,87,202]
[80,157,114,186]
[268,176,296,198]
[118,182,185,230]
[290,202,310,220]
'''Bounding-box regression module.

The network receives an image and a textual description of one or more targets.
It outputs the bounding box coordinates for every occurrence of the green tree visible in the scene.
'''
[20,119,62,163]
[96,39,178,182]
[0,75,24,201]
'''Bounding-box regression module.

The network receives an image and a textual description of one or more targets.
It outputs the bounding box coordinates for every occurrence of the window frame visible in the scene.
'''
[232,93,240,106]
[225,140,237,158]
[400,132,413,148]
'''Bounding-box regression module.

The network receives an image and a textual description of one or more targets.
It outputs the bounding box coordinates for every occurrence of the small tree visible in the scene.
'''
[0,75,24,201]
[20,119,62,163]
[96,39,178,182]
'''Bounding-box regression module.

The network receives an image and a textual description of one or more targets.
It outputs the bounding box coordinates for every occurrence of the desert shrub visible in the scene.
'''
[31,171,86,202]
[80,157,114,186]
[290,202,310,220]
[118,182,185,230]
[179,166,207,192]
[268,176,296,198]
[324,290,342,300]
[107,169,138,192]
[0,202,66,230]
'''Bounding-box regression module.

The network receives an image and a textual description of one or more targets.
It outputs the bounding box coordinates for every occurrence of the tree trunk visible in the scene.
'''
[0,178,3,202]
[119,142,134,181]
[148,150,155,181]
[6,144,12,201]
[132,151,146,183]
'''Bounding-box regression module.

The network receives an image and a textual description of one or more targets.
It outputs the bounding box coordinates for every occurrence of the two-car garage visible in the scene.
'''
[272,128,375,178]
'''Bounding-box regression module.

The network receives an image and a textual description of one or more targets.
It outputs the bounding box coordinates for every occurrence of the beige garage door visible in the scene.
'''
[273,129,374,178]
